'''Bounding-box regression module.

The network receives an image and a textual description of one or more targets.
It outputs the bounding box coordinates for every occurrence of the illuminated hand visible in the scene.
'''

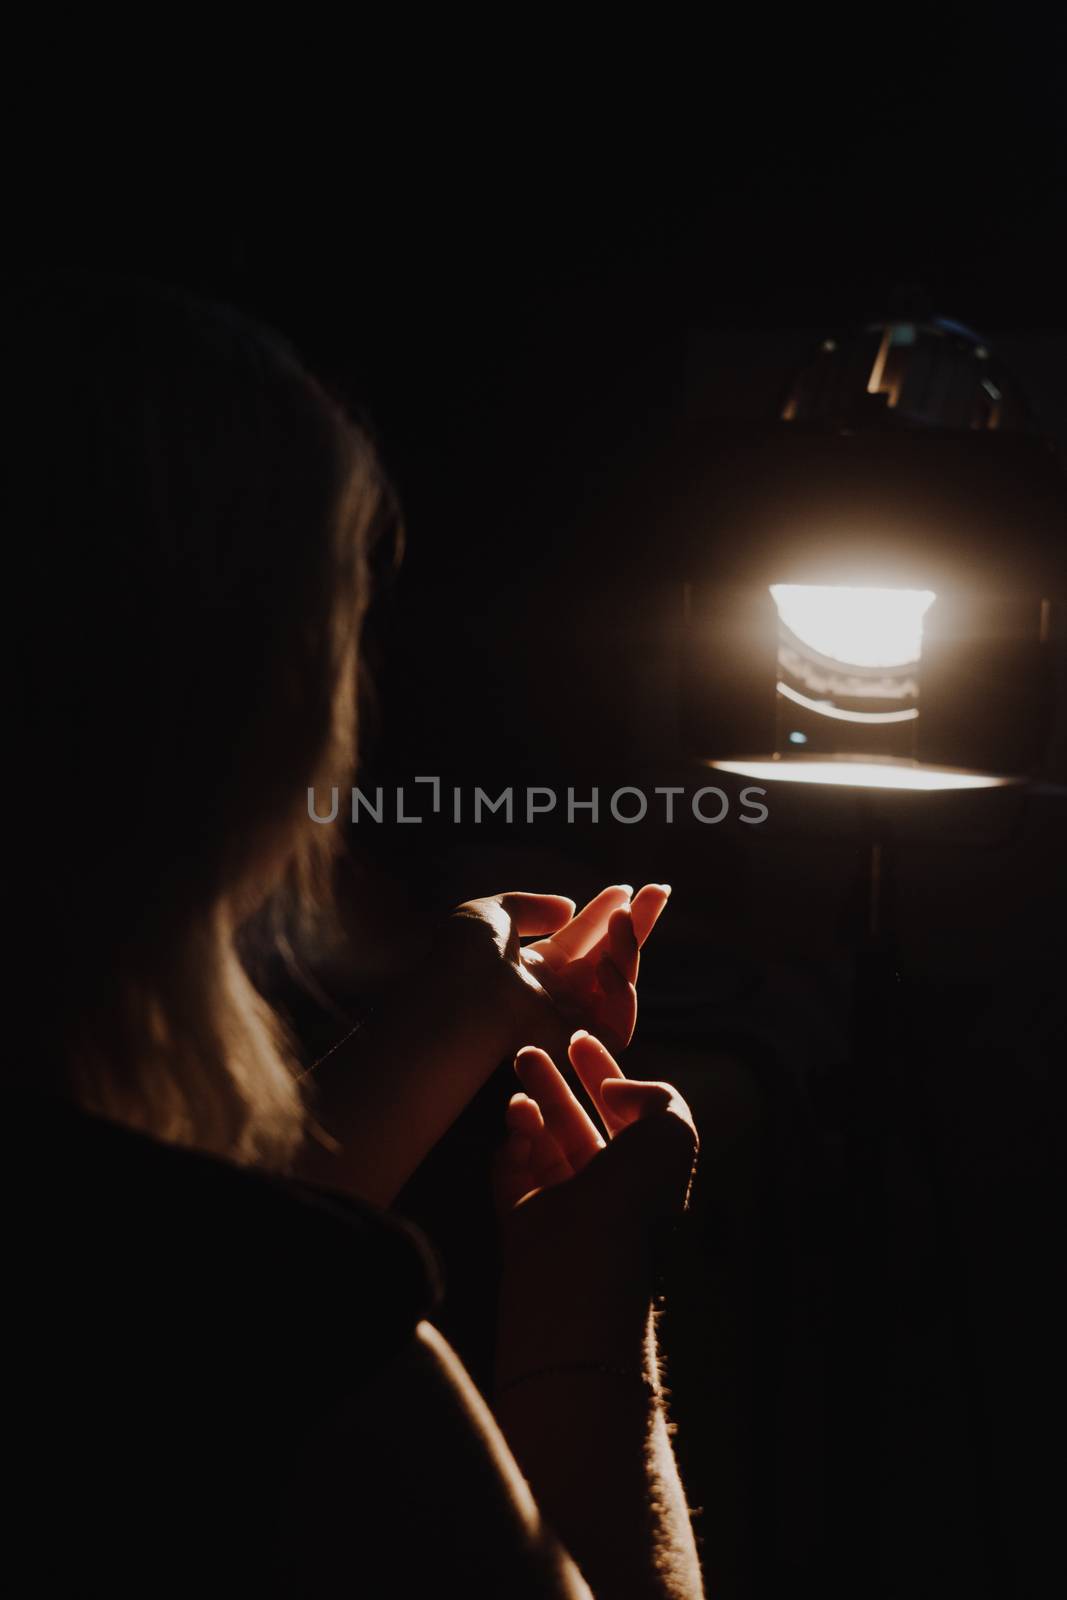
[494,1031,697,1223]
[448,884,670,1059]
[300,886,672,1210]
[493,1033,698,1378]
[493,1034,703,1600]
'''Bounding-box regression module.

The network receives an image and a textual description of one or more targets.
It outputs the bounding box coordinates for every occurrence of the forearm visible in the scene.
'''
[495,1308,703,1600]
[293,902,581,1206]
[295,956,515,1205]
[495,1248,703,1600]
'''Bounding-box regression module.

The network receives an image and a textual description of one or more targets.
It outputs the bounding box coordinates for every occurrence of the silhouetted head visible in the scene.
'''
[11,274,394,1163]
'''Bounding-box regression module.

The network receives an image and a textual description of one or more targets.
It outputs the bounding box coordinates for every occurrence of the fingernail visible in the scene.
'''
[617,883,634,896]
[570,1028,589,1044]
[659,883,672,896]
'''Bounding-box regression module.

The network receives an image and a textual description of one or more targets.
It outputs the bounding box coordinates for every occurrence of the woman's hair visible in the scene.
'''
[11,274,394,1167]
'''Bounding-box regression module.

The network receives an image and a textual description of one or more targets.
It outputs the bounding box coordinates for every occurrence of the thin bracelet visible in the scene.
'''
[496,1361,657,1402]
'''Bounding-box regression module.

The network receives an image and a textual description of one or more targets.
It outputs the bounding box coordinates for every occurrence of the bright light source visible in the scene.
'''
[708,756,1015,792]
[770,584,937,669]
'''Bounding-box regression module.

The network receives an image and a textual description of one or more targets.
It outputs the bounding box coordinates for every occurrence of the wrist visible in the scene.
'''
[495,1358,660,1408]
[438,908,527,1031]
[495,1306,660,1411]
[497,1263,654,1379]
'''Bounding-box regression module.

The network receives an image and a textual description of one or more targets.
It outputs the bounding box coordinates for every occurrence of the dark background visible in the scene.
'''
[20,36,1066,1598]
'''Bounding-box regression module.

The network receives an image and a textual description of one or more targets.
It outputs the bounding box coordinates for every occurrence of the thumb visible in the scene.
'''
[599,1077,672,1127]
[598,1080,699,1215]
[500,892,577,936]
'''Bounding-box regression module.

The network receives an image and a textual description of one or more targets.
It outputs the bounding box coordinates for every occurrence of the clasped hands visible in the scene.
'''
[303,881,696,1224]
[445,883,698,1240]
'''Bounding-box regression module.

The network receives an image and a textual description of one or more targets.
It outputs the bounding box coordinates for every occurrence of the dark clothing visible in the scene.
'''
[7,1100,441,1594]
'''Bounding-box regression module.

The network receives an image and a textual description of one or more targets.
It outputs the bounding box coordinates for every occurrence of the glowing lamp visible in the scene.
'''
[769,583,935,671]
[706,581,1027,792]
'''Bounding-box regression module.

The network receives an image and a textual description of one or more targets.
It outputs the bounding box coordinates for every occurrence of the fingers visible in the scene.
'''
[607,907,639,985]
[568,1029,628,1132]
[577,881,666,974]
[601,1076,699,1159]
[600,1084,699,1216]
[499,892,577,937]
[493,1115,538,1213]
[508,1093,572,1189]
[515,1046,605,1171]
[504,1091,544,1147]
[568,1031,685,1142]
[630,883,671,949]
[494,1090,572,1211]
[503,1036,700,1221]
[534,885,633,963]
[500,882,669,954]
[595,955,637,1050]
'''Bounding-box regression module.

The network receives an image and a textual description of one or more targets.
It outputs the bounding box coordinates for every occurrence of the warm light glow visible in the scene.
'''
[770,584,937,668]
[776,680,919,724]
[708,756,1016,792]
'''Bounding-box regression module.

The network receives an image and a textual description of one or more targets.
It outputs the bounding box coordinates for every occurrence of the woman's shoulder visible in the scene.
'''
[16,1094,442,1368]
[6,1098,444,1593]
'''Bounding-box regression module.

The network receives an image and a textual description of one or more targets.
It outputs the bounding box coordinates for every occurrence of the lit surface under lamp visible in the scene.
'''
[711,756,1010,792]
[707,583,1020,791]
